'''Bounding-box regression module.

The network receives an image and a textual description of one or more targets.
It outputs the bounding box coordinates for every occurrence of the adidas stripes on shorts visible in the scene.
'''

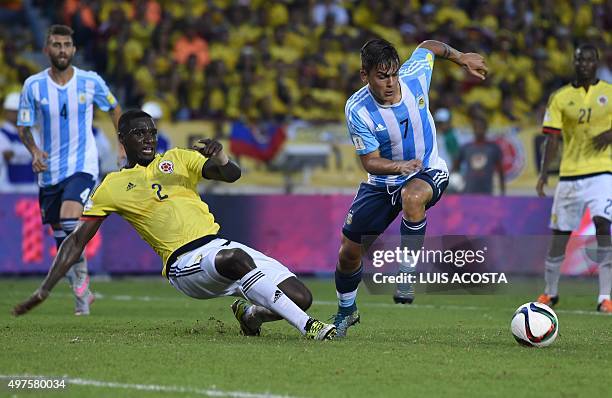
[167,238,295,299]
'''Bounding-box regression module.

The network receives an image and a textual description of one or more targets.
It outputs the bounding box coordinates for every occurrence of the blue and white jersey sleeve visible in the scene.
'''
[17,81,37,127]
[91,73,118,111]
[346,107,378,156]
[399,47,435,91]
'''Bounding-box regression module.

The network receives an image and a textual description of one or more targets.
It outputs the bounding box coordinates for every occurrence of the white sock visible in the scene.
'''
[239,269,310,334]
[544,255,564,296]
[597,247,612,302]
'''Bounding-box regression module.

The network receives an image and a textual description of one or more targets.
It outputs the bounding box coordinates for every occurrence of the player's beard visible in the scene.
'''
[50,54,73,71]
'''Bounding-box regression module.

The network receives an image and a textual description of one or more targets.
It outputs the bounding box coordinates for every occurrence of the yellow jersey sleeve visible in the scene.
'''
[542,91,562,134]
[82,178,118,218]
[175,148,207,186]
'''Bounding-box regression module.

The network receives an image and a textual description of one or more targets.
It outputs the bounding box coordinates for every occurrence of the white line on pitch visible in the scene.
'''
[9,291,608,317]
[0,375,298,398]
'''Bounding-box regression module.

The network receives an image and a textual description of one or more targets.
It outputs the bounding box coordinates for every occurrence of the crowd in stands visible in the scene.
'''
[1,0,611,129]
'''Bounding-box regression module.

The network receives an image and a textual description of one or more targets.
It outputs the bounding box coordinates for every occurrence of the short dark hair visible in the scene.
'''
[118,110,152,134]
[46,25,74,44]
[575,43,599,59]
[360,39,400,74]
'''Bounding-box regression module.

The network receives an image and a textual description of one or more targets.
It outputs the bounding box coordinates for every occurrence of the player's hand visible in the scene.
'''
[398,159,423,175]
[536,176,547,197]
[31,148,48,173]
[459,53,488,80]
[592,130,612,151]
[11,289,49,316]
[193,139,228,163]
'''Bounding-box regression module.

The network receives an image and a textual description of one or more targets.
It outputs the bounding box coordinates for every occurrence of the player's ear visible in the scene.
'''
[360,69,368,83]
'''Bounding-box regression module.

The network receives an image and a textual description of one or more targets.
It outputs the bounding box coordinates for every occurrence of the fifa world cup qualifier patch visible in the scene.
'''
[159,160,174,174]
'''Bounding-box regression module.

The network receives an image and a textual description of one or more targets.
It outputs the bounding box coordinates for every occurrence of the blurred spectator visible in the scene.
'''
[6,0,610,127]
[312,0,348,26]
[173,22,210,71]
[434,108,460,172]
[454,116,505,195]
[91,126,117,178]
[142,101,172,153]
[0,92,37,193]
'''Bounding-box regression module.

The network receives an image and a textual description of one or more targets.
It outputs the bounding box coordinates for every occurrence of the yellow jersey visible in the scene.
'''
[542,80,612,178]
[82,148,220,276]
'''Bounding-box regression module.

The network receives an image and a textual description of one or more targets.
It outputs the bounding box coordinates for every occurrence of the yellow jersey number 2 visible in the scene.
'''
[152,183,168,201]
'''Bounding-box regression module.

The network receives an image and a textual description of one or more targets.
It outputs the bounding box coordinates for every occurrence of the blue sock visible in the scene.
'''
[53,228,67,249]
[335,265,362,311]
[398,218,426,295]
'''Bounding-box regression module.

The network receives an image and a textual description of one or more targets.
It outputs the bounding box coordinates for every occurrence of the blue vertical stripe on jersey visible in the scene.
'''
[76,77,86,171]
[364,99,392,159]
[391,103,416,162]
[38,80,52,186]
[58,88,70,181]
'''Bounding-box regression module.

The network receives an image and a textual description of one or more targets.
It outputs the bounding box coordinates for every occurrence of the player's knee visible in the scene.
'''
[593,217,611,236]
[338,242,361,271]
[214,248,256,280]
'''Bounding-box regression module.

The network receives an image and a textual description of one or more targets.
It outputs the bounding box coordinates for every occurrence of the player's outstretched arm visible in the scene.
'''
[11,218,103,316]
[417,40,488,80]
[194,138,241,182]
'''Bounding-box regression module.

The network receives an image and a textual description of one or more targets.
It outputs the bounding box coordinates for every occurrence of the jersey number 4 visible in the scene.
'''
[152,183,168,201]
[60,103,67,119]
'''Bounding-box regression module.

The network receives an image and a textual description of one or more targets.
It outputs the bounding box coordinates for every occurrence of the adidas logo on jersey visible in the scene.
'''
[273,289,284,303]
[126,182,136,191]
[375,124,386,131]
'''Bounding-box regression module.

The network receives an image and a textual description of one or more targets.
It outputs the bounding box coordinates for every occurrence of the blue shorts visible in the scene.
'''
[39,172,96,225]
[342,168,449,244]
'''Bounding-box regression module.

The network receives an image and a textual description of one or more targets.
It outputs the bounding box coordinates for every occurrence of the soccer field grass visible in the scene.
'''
[1,278,609,398]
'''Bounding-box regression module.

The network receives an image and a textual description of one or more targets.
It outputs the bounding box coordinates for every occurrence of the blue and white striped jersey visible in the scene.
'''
[17,67,118,187]
[345,47,447,187]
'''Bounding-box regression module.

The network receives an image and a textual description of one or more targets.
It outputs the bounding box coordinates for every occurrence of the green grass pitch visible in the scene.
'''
[0,278,609,398]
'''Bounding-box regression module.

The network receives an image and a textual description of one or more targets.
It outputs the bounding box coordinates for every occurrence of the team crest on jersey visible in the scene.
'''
[19,109,31,123]
[598,95,607,106]
[345,211,353,225]
[351,135,366,150]
[78,92,87,104]
[417,95,425,109]
[159,160,174,174]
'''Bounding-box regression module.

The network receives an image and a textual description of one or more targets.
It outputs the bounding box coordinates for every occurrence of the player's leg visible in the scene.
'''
[585,174,612,311]
[538,180,581,306]
[60,173,96,315]
[396,169,448,304]
[233,276,313,334]
[215,245,335,340]
[538,230,571,306]
[593,216,611,312]
[39,183,87,315]
[333,183,397,336]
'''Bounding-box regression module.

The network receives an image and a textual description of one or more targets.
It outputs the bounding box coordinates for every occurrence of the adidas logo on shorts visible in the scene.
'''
[273,289,284,303]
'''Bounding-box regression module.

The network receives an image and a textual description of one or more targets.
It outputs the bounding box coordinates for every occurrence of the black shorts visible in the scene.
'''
[342,168,449,244]
[39,172,96,225]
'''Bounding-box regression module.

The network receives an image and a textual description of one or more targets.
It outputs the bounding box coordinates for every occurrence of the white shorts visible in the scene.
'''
[167,238,295,299]
[550,173,612,231]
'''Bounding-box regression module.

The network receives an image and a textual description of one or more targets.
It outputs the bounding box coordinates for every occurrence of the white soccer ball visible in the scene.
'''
[510,302,558,347]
